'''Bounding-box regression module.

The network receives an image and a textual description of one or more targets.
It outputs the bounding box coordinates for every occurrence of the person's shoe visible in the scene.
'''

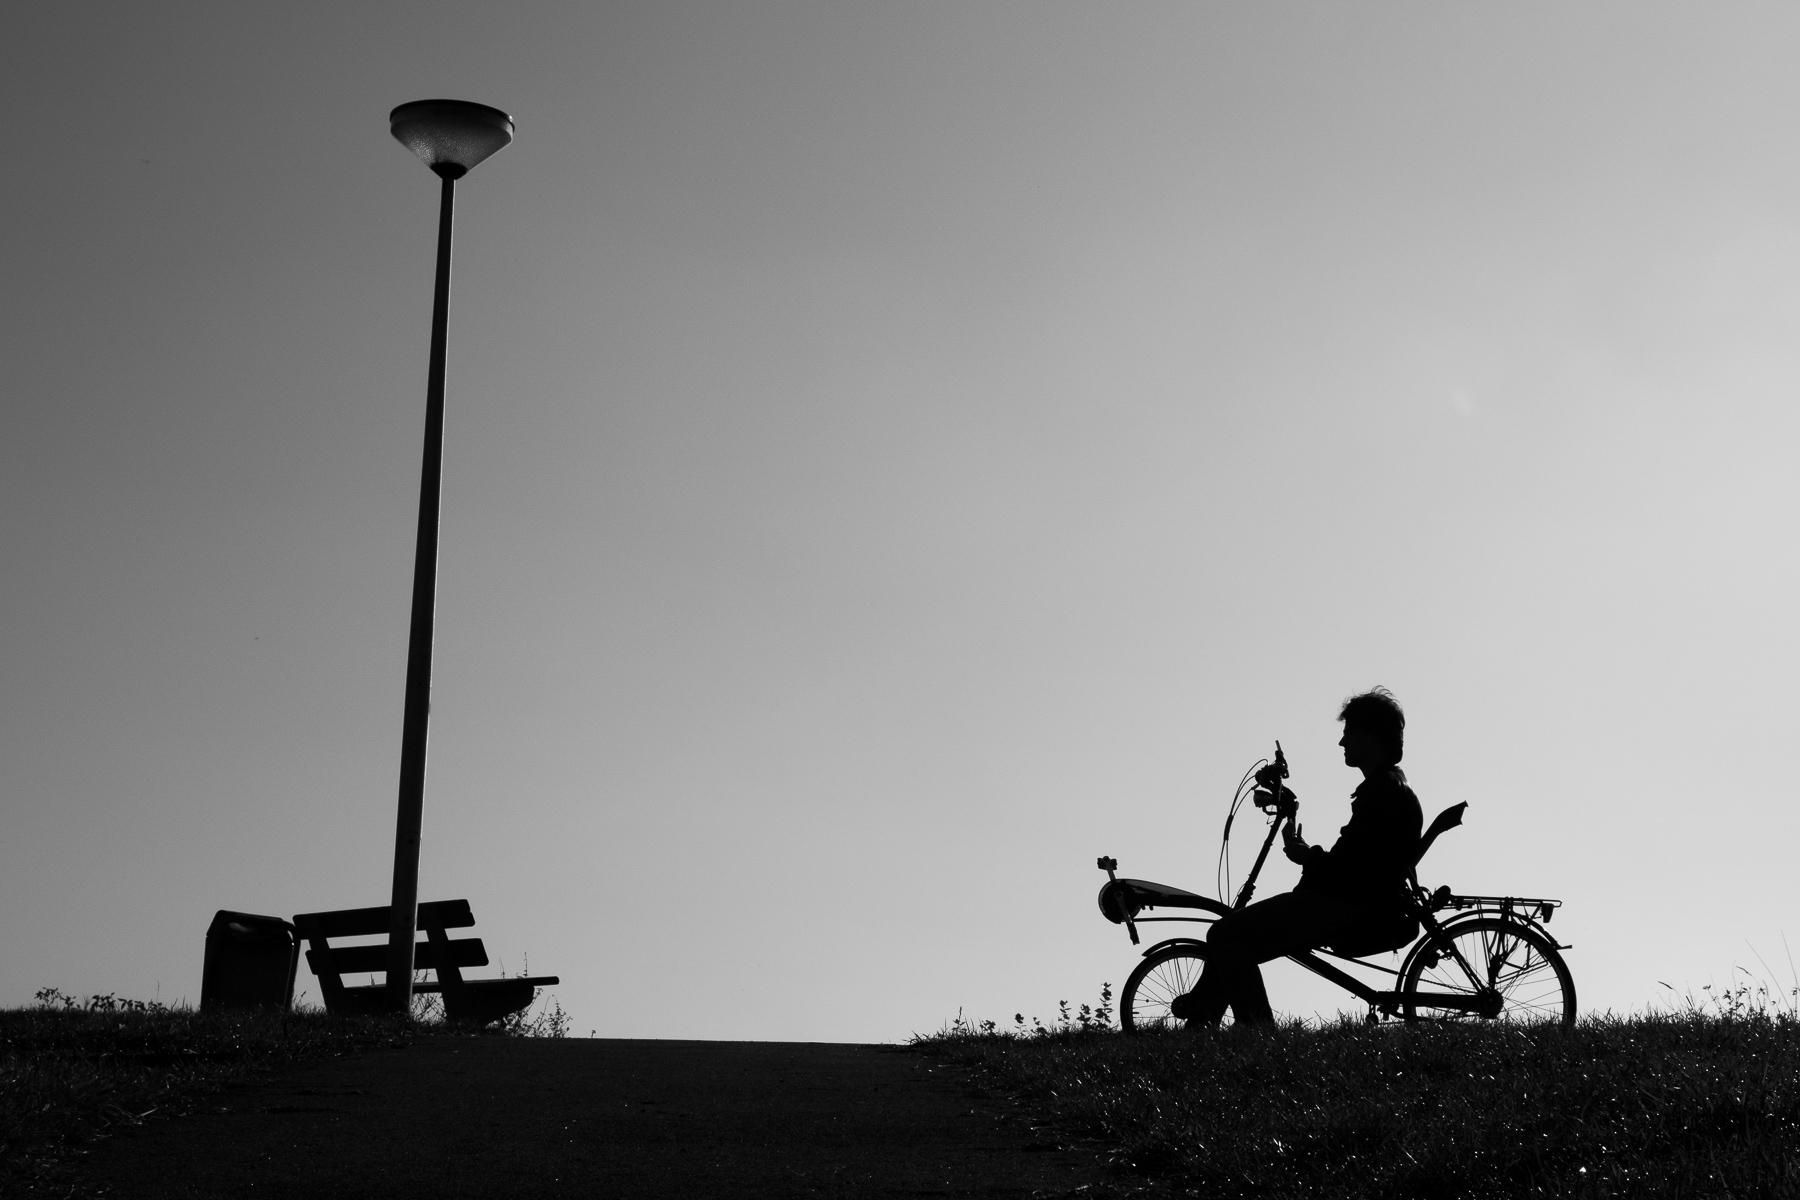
[1168,990,1200,1021]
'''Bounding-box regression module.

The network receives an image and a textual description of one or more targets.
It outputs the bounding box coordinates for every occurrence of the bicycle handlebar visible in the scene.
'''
[1253,784,1299,819]
[1253,741,1289,789]
[1231,741,1299,910]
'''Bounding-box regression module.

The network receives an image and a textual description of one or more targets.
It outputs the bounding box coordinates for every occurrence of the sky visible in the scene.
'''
[2,2,1798,1042]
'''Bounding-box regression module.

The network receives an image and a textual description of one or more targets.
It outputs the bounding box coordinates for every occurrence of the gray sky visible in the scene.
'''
[3,3,1797,1039]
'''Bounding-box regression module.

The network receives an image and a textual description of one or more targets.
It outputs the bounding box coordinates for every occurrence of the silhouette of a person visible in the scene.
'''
[1170,688,1423,1027]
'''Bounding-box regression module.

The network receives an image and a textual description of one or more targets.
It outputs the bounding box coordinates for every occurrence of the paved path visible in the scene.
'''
[81,1039,1111,1198]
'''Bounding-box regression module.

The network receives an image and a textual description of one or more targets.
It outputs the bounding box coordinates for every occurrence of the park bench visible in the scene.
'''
[292,898,558,1025]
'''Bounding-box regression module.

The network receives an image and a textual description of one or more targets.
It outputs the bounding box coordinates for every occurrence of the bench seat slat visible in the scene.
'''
[340,977,557,992]
[305,937,488,977]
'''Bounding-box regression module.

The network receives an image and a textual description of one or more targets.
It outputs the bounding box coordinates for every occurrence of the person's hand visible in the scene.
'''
[1282,822,1310,865]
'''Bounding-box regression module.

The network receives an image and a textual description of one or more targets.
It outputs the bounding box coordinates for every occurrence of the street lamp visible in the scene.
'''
[384,99,513,1014]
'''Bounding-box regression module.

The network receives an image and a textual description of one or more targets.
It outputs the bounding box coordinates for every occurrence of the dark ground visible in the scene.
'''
[77,1038,1117,1199]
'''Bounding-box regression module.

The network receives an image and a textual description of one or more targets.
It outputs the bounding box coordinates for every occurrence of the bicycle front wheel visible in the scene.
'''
[1401,917,1575,1030]
[1121,944,1209,1031]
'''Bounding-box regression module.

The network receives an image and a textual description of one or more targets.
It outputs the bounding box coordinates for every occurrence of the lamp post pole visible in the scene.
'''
[382,100,513,1015]
[386,166,459,1013]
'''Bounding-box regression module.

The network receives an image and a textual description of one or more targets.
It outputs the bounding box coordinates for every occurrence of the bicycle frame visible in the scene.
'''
[1291,895,1563,1020]
[1114,886,1565,1021]
[1130,933,1495,1019]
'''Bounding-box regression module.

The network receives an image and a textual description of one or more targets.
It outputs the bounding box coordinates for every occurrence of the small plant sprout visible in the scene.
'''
[924,984,1118,1041]
[33,987,166,1014]
[492,954,572,1038]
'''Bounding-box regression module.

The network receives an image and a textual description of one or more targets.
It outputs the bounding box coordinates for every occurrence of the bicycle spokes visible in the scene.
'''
[1402,917,1576,1028]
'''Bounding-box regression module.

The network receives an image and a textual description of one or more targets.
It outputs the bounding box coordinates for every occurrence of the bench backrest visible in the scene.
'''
[293,899,487,1009]
[296,898,476,938]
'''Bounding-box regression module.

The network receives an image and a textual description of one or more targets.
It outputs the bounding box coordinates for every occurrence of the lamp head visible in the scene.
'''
[389,99,514,178]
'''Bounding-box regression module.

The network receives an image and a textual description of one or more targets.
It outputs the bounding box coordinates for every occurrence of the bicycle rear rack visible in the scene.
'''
[1423,886,1560,925]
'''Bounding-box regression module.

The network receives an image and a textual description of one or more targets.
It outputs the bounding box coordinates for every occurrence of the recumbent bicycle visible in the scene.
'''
[1095,744,1576,1030]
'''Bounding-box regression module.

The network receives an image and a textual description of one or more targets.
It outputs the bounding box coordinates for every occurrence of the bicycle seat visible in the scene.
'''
[1326,910,1419,958]
[1413,802,1467,870]
[1322,802,1465,958]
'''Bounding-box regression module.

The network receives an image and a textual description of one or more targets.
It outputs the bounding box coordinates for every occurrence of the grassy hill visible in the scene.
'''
[922,1007,1800,1197]
[9,986,1798,1197]
[1,988,565,1192]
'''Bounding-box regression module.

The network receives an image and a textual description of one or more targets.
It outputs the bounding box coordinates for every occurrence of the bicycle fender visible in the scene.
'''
[1400,914,1484,979]
[1401,912,1557,980]
[1396,933,1435,983]
[1140,936,1207,959]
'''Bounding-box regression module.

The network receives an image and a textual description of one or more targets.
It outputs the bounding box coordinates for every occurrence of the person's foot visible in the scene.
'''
[1168,990,1200,1021]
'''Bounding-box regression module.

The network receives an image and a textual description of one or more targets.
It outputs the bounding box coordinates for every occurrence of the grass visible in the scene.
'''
[918,986,1800,1198]
[1,985,569,1193]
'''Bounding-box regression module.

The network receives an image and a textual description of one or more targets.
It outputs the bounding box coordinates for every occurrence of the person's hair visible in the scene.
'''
[1339,687,1404,765]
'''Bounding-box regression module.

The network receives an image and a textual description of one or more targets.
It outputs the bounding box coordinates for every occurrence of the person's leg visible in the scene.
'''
[1171,905,1279,1026]
[1176,942,1245,1027]
[1230,960,1275,1025]
[1176,891,1359,1026]
[1205,899,1301,1026]
[1169,903,1255,1025]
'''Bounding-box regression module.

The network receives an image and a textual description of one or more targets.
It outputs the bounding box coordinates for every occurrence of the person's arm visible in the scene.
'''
[1283,822,1328,870]
[1282,821,1309,863]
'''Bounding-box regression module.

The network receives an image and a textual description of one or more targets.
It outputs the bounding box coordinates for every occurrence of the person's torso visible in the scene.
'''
[1297,768,1424,906]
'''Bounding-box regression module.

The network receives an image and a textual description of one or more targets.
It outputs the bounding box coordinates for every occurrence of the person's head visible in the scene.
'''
[1338,687,1404,770]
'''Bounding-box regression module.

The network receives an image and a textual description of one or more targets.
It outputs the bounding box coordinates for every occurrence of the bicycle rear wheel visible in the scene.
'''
[1120,944,1209,1031]
[1400,917,1575,1030]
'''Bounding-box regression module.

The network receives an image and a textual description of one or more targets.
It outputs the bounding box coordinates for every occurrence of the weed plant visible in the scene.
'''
[1658,967,1800,1024]
[407,958,571,1037]
[940,984,1117,1039]
[493,955,572,1038]
[494,993,571,1038]
[920,986,1800,1198]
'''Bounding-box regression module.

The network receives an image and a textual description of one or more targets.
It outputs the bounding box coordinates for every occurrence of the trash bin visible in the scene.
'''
[200,910,299,1012]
